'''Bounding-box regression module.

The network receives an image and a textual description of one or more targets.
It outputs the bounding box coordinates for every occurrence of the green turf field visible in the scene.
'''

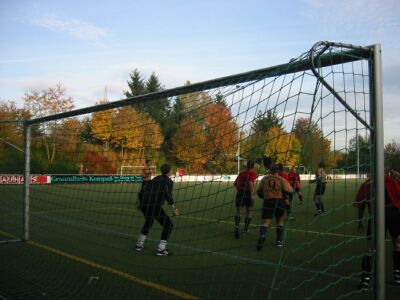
[0,179,399,299]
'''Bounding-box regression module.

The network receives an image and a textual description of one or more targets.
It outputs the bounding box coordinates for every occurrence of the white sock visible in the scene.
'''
[137,233,147,245]
[158,240,167,251]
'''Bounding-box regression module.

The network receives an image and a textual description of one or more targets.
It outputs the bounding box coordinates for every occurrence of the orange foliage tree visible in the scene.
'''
[204,103,238,172]
[111,106,163,163]
[171,117,209,171]
[90,100,114,153]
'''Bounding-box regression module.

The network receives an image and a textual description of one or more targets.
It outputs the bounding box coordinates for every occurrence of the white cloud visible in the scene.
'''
[31,13,108,43]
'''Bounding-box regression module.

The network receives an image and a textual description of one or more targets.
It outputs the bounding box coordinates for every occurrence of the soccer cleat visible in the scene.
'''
[243,228,250,235]
[256,237,266,251]
[276,240,283,247]
[156,249,172,256]
[314,210,322,216]
[358,275,370,290]
[135,244,144,251]
[357,281,369,290]
[394,269,400,284]
[234,227,240,239]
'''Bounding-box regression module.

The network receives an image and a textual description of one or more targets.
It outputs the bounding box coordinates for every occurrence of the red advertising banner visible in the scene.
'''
[0,175,50,185]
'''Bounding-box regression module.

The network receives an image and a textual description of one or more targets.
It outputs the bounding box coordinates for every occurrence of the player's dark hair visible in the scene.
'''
[160,163,171,175]
[262,156,274,169]
[247,160,255,169]
[278,163,284,171]
[269,163,279,174]
[319,161,325,168]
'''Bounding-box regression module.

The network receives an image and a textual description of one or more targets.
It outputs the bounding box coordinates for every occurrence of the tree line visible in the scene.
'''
[1,69,399,174]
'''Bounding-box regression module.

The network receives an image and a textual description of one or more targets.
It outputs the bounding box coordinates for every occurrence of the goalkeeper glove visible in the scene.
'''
[172,205,180,216]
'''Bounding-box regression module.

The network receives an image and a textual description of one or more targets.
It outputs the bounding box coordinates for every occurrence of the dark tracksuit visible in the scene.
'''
[139,174,175,241]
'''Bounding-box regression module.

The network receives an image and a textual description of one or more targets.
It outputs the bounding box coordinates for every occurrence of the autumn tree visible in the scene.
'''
[347,135,371,173]
[171,117,209,171]
[46,117,85,173]
[23,84,74,167]
[263,127,301,165]
[111,106,163,163]
[177,81,213,117]
[203,102,238,172]
[57,118,84,155]
[385,141,400,171]
[0,100,26,172]
[245,110,283,160]
[293,117,332,170]
[89,100,114,153]
[0,100,24,150]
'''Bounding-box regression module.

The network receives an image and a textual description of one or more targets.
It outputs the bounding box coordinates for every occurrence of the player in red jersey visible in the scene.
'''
[355,171,400,289]
[288,166,303,205]
[233,160,259,239]
[278,163,294,220]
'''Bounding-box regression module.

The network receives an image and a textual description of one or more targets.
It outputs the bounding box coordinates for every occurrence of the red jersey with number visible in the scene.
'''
[234,169,258,191]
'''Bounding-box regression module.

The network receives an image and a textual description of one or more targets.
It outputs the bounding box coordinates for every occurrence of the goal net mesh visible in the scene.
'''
[1,42,392,299]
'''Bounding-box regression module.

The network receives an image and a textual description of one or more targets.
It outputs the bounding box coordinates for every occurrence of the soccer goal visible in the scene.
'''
[0,42,388,299]
[120,165,156,175]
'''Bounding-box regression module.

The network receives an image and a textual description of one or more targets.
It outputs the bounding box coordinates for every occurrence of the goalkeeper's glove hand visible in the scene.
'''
[172,205,180,216]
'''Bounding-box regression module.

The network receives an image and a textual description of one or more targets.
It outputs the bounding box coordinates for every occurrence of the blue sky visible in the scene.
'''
[0,0,399,143]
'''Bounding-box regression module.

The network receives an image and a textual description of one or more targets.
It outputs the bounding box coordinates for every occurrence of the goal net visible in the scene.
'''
[0,42,390,299]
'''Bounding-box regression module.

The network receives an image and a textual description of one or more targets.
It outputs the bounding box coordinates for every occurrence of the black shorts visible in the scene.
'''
[141,204,164,218]
[235,190,254,208]
[261,198,285,219]
[364,208,400,241]
[315,182,326,196]
[385,207,400,238]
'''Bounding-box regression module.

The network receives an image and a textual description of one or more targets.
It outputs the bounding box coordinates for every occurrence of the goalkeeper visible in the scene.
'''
[137,159,153,207]
[135,163,179,256]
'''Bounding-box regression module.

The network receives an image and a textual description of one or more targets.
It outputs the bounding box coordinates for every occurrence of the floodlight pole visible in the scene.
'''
[23,123,31,241]
[370,44,384,300]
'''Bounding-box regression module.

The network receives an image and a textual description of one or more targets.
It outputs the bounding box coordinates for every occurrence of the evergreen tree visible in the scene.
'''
[144,72,169,125]
[252,110,283,132]
[124,69,145,98]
